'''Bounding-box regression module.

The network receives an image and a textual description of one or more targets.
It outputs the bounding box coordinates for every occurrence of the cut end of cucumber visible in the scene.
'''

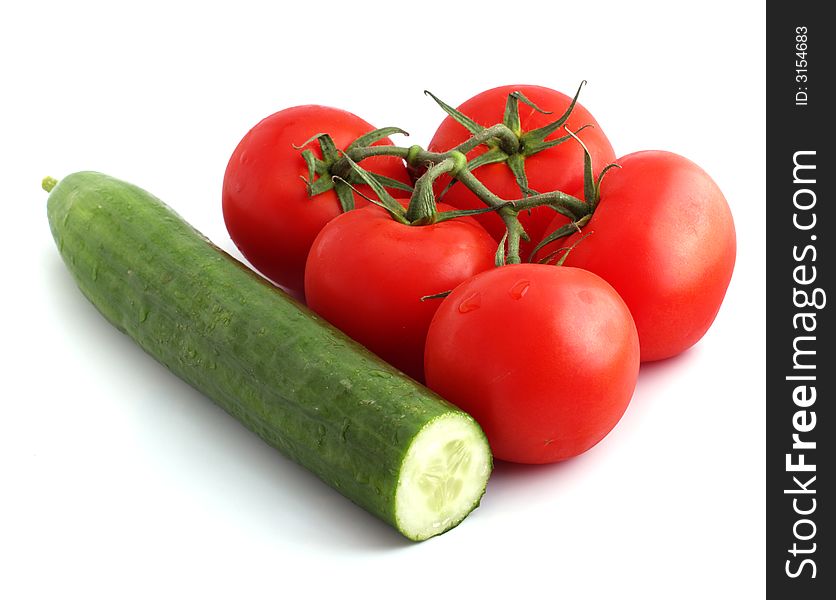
[395,413,492,541]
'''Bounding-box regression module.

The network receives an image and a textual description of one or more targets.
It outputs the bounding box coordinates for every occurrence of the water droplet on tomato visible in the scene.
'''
[458,292,481,313]
[508,280,530,300]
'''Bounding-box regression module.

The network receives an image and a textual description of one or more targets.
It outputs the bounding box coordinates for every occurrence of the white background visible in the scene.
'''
[2,1,765,598]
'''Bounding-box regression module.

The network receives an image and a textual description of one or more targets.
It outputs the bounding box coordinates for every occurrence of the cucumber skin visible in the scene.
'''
[47,171,484,539]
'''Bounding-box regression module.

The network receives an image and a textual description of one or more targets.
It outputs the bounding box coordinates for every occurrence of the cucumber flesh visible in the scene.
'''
[396,413,491,541]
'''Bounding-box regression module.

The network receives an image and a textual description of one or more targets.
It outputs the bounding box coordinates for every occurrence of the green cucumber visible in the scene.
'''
[46,171,491,541]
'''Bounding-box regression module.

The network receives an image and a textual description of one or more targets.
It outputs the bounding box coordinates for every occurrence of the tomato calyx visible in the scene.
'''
[334,152,411,224]
[420,290,453,301]
[533,220,592,266]
[452,140,598,266]
[426,81,590,199]
[296,127,413,212]
[406,152,465,224]
[530,130,622,263]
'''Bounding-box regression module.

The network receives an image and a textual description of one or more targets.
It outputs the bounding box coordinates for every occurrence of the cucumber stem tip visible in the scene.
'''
[42,176,58,193]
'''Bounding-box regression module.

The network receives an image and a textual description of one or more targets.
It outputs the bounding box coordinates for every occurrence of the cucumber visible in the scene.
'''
[46,171,491,541]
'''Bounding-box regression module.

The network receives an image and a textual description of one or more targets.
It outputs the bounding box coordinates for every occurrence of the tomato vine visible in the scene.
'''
[296,83,616,266]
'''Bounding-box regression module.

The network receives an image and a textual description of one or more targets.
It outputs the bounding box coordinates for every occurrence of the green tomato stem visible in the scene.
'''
[452,123,519,155]
[347,145,411,162]
[506,191,589,219]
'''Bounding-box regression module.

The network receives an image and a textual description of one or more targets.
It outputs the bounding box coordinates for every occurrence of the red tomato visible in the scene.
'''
[222,105,408,297]
[424,264,639,464]
[541,150,736,361]
[304,203,497,382]
[428,85,615,257]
